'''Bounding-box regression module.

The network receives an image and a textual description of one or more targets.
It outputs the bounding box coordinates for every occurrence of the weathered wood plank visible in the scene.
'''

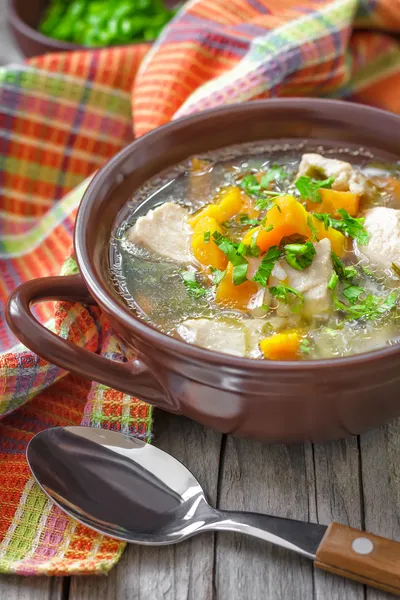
[69,411,222,600]
[215,438,314,600]
[0,575,64,600]
[361,419,400,600]
[311,438,365,600]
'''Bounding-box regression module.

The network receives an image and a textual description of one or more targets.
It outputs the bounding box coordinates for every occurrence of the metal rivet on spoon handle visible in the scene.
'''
[27,427,400,596]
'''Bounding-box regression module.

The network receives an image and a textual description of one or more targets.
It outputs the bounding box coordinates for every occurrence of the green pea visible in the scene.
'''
[65,0,87,19]
[39,3,65,35]
[108,17,119,38]
[136,0,152,12]
[143,28,157,40]
[51,20,73,41]
[113,2,134,19]
[82,31,100,47]
[72,21,86,43]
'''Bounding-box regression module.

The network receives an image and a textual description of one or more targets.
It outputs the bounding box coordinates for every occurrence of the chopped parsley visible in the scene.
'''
[295,175,334,203]
[342,285,364,304]
[239,174,282,210]
[237,235,260,258]
[203,231,210,243]
[181,271,207,299]
[212,231,249,286]
[313,210,370,245]
[239,214,260,226]
[269,283,304,310]
[333,291,398,321]
[331,251,357,281]
[259,164,288,188]
[327,272,339,290]
[300,338,311,355]
[284,241,316,271]
[252,246,281,287]
[210,267,226,286]
[232,263,249,286]
[307,215,320,241]
[255,197,278,212]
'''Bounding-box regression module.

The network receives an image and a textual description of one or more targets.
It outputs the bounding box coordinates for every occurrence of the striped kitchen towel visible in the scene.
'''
[1,0,400,576]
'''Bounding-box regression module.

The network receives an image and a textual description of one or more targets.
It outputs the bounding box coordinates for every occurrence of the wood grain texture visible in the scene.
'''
[310,437,365,600]
[361,421,400,600]
[0,575,64,600]
[315,522,400,595]
[68,411,222,600]
[214,438,314,600]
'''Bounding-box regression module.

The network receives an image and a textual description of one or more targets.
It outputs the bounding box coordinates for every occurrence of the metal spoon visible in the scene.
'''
[27,427,400,595]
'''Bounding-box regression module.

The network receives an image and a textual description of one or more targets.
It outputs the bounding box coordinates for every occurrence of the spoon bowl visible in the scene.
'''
[27,426,216,545]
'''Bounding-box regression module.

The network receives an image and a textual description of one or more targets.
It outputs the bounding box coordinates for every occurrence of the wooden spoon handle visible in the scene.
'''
[315,523,400,596]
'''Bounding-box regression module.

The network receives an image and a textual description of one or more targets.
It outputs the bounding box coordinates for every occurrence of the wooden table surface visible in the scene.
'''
[1,6,399,599]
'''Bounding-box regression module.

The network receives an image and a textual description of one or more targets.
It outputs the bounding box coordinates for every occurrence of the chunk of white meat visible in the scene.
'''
[356,207,400,275]
[127,202,193,264]
[297,153,370,196]
[280,238,333,318]
[177,319,247,357]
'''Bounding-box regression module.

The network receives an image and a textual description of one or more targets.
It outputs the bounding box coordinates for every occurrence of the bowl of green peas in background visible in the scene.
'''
[9,0,178,58]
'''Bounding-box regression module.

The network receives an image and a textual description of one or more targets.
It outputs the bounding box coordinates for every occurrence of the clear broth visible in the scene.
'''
[110,141,400,360]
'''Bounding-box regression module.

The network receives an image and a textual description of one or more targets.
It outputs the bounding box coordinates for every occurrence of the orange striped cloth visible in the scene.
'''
[1,0,400,577]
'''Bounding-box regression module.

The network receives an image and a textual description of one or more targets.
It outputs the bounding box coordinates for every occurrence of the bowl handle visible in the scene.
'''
[6,274,171,408]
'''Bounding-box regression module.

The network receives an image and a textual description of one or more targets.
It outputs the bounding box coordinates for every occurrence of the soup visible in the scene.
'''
[110,143,400,361]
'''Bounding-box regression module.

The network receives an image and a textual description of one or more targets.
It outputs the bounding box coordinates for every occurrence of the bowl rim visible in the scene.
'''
[7,0,153,51]
[75,98,400,371]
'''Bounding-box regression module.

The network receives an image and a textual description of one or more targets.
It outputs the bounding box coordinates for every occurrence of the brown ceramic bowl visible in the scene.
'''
[6,99,400,443]
[8,0,174,58]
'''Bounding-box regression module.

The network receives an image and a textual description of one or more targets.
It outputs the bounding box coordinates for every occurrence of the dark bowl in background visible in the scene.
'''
[8,0,175,58]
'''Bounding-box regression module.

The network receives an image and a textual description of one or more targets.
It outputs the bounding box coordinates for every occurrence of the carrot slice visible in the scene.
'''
[215,263,258,310]
[260,330,302,361]
[191,216,228,270]
[310,189,359,217]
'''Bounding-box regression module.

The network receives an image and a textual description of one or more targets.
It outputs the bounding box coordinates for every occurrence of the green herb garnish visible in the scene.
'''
[203,231,210,244]
[239,214,260,226]
[233,263,249,286]
[327,272,339,290]
[255,197,278,211]
[259,165,288,188]
[212,232,248,286]
[284,241,316,271]
[239,174,282,211]
[307,215,320,241]
[181,271,207,299]
[270,283,304,311]
[300,339,311,354]
[210,267,226,286]
[313,210,370,245]
[333,291,398,321]
[252,246,281,287]
[342,285,364,305]
[295,175,334,203]
[331,252,357,281]
[337,209,370,245]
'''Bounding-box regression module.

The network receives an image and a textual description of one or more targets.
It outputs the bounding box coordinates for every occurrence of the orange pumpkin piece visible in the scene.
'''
[310,188,360,217]
[188,186,256,227]
[307,215,347,256]
[215,263,258,310]
[252,196,310,252]
[191,216,228,270]
[260,330,302,361]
